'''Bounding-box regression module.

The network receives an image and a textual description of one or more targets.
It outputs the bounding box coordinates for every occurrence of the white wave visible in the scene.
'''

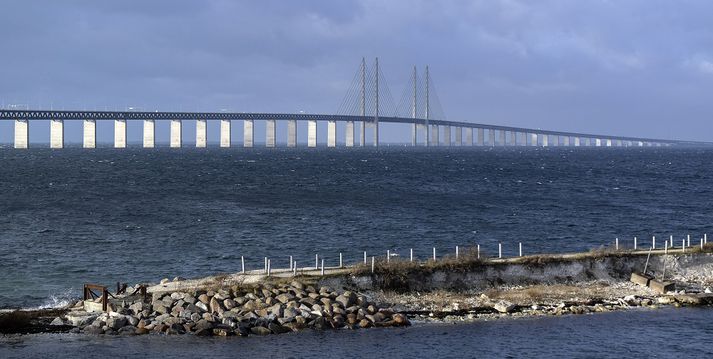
[23,288,78,311]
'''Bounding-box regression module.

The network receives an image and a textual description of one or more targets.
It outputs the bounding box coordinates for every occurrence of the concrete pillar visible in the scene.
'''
[498,130,506,146]
[266,120,276,148]
[220,120,231,147]
[14,119,29,149]
[327,120,336,148]
[196,119,207,148]
[606,139,612,147]
[170,120,182,148]
[50,119,64,149]
[529,133,537,146]
[616,139,623,147]
[509,131,517,146]
[455,127,462,146]
[244,120,254,147]
[574,137,581,147]
[542,134,549,147]
[83,120,96,149]
[308,120,317,147]
[464,127,473,146]
[359,122,366,146]
[114,119,127,148]
[488,129,496,146]
[563,136,570,146]
[443,125,451,146]
[552,136,559,147]
[595,138,601,147]
[345,121,355,147]
[411,123,417,146]
[373,121,379,147]
[477,128,485,146]
[287,120,297,147]
[143,120,155,148]
[637,141,643,147]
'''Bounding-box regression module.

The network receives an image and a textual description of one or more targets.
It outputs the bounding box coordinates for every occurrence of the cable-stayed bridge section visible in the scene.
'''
[0,58,706,148]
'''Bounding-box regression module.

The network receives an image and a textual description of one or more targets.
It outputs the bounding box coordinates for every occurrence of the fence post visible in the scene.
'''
[433,247,436,261]
[477,244,480,259]
[456,246,459,259]
[267,259,271,277]
[634,237,637,250]
[293,261,297,276]
[498,243,502,259]
[519,243,522,257]
[241,256,245,274]
[387,250,390,263]
[364,251,367,265]
[339,253,343,268]
[371,257,375,273]
[321,259,325,276]
[652,236,656,249]
[410,248,413,262]
[315,254,319,269]
[615,238,619,250]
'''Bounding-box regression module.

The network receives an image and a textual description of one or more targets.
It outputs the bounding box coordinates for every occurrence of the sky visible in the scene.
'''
[1,0,712,144]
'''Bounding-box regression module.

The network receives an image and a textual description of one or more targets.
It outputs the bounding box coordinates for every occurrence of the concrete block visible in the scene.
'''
[648,279,675,294]
[630,272,652,287]
[14,119,29,149]
[220,119,231,147]
[83,120,96,148]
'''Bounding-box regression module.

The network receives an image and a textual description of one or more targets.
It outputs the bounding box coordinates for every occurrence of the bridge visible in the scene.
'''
[0,58,707,149]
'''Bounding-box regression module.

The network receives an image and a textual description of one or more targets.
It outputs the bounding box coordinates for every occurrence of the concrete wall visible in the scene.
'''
[244,120,254,147]
[308,120,317,147]
[220,120,231,148]
[50,119,64,149]
[327,120,336,147]
[143,120,155,148]
[345,121,355,147]
[170,120,182,148]
[114,119,127,148]
[83,120,96,148]
[287,120,297,147]
[14,119,28,149]
[266,120,276,148]
[196,119,207,148]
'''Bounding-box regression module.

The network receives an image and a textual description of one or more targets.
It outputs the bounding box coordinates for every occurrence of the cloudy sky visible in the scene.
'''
[1,0,712,144]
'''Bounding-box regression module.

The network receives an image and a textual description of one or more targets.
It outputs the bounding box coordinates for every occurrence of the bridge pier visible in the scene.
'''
[114,119,127,148]
[488,129,495,146]
[443,125,451,146]
[359,121,366,147]
[477,128,484,146]
[373,121,379,147]
[220,120,231,147]
[509,131,517,146]
[143,120,155,148]
[266,120,276,147]
[170,120,182,148]
[498,130,506,146]
[455,127,462,146]
[411,123,417,146]
[244,120,254,147]
[83,119,96,148]
[345,121,355,147]
[14,119,29,149]
[464,127,473,146]
[196,119,207,148]
[594,138,601,147]
[542,134,549,147]
[574,137,580,147]
[327,120,336,147]
[287,120,297,147]
[529,133,536,146]
[50,119,64,149]
[605,139,612,147]
[308,120,317,147]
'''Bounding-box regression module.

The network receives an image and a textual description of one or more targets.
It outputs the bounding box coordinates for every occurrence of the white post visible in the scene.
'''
[477,244,480,259]
[433,247,436,261]
[634,237,637,250]
[339,253,343,268]
[387,250,390,263]
[519,243,522,257]
[321,259,324,276]
[683,239,686,253]
[371,257,375,273]
[410,248,413,262]
[665,241,668,254]
[652,236,656,249]
[241,256,245,274]
[701,238,704,250]
[687,234,691,247]
[267,259,271,277]
[706,233,708,244]
[264,257,268,274]
[289,256,293,270]
[455,246,459,259]
[315,254,319,269]
[669,235,673,248]
[615,238,619,250]
[363,251,367,264]
[498,243,502,258]
[293,262,297,276]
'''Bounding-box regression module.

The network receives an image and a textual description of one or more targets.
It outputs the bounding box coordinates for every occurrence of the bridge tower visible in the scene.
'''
[359,57,366,147]
[374,57,379,147]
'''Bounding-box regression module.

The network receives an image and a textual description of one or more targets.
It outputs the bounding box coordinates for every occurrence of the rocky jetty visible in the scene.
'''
[59,281,409,336]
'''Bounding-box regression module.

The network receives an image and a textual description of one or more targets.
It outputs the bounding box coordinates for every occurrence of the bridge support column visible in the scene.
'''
[170,120,182,148]
[345,121,355,147]
[509,131,517,146]
[373,121,379,147]
[488,129,496,146]
[143,120,155,148]
[411,123,417,146]
[542,134,549,147]
[563,136,570,146]
[287,120,297,147]
[498,130,506,146]
[443,126,451,146]
[605,139,612,147]
[574,137,580,147]
[615,139,622,147]
[114,119,127,148]
[244,120,254,147]
[195,119,207,148]
[14,119,29,149]
[50,119,64,149]
[594,138,601,147]
[83,119,96,149]
[327,120,336,148]
[359,122,366,146]
[464,127,473,146]
[477,128,484,146]
[455,127,462,146]
[220,120,231,147]
[266,120,276,147]
[308,120,317,148]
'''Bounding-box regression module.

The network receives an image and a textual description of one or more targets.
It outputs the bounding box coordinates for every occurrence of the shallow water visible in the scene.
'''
[2,147,713,308]
[2,307,712,358]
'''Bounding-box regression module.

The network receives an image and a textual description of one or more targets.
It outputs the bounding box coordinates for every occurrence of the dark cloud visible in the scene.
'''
[1,0,712,143]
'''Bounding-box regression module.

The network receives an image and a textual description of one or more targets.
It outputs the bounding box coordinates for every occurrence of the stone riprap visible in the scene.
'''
[60,281,409,336]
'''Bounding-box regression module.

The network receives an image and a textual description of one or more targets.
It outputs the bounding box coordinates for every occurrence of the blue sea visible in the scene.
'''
[1,146,712,357]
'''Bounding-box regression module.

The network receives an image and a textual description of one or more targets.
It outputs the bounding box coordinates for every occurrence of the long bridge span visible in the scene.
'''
[1,58,708,148]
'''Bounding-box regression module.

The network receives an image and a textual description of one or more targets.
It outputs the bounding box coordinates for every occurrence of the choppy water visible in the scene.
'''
[2,147,713,309]
[2,307,712,358]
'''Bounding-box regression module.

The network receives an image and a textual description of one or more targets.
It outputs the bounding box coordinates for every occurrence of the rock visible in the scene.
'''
[276,293,295,304]
[183,294,197,304]
[493,301,516,314]
[269,303,284,317]
[251,326,272,336]
[135,327,149,335]
[657,296,675,304]
[291,281,305,290]
[269,322,291,334]
[160,278,170,284]
[154,304,169,315]
[212,327,232,336]
[194,319,215,331]
[84,326,104,335]
[170,292,183,300]
[106,316,127,330]
[127,316,139,327]
[195,302,209,312]
[50,317,65,326]
[336,291,358,308]
[392,313,410,326]
[194,328,212,336]
[118,325,136,335]
[358,319,372,328]
[173,276,185,282]
[223,299,236,310]
[198,294,210,305]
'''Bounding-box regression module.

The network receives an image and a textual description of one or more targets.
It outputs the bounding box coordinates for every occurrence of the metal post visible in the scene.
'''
[321,259,324,276]
[289,256,293,270]
[315,254,319,269]
[241,256,245,274]
[634,237,637,250]
[519,243,522,257]
[477,244,480,259]
[455,246,459,259]
[410,248,413,262]
[498,243,502,258]
[339,253,343,268]
[363,251,367,264]
[652,236,656,249]
[267,259,271,277]
[293,262,297,276]
[432,247,436,261]
[615,238,619,250]
[387,250,390,263]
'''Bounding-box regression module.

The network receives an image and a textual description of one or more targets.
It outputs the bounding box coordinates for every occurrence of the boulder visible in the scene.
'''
[198,294,210,305]
[106,316,127,331]
[392,313,410,326]
[494,301,516,314]
[212,327,232,336]
[84,326,104,335]
[223,299,236,310]
[50,317,65,326]
[269,322,291,334]
[194,328,212,336]
[251,326,272,336]
[195,302,209,312]
[358,319,372,328]
[276,293,295,304]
